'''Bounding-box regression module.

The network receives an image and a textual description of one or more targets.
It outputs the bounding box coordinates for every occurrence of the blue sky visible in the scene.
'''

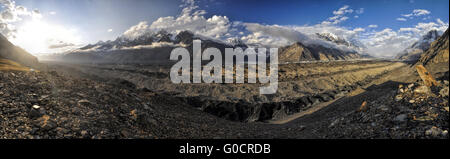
[1,0,449,56]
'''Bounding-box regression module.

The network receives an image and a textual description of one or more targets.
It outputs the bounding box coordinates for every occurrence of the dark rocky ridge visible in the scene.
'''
[418,28,449,67]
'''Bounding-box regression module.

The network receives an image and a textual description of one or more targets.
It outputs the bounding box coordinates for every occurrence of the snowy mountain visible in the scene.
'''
[316,32,366,53]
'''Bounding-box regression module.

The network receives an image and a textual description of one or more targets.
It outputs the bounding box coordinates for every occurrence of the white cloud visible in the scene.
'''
[123,21,150,40]
[0,0,42,37]
[123,0,231,41]
[412,9,431,16]
[401,9,431,20]
[107,29,113,32]
[333,5,353,15]
[368,25,378,28]
[397,18,407,21]
[356,8,364,14]
[322,5,357,25]
[363,19,448,58]
[49,11,56,15]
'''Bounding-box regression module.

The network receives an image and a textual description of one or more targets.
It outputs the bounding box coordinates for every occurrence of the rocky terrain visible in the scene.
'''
[1,27,448,139]
[321,69,448,139]
[44,60,405,122]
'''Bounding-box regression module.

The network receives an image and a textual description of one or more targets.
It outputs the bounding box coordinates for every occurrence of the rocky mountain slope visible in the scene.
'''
[396,30,440,61]
[278,41,360,63]
[0,34,40,68]
[418,28,449,66]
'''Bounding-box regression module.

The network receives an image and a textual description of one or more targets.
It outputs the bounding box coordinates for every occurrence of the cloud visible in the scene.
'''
[241,23,310,47]
[396,18,407,21]
[48,41,75,49]
[122,0,231,41]
[401,9,431,19]
[355,8,364,14]
[107,29,113,32]
[123,21,150,40]
[399,19,449,36]
[412,9,431,16]
[322,5,361,25]
[49,11,56,15]
[118,1,449,58]
[120,42,181,50]
[0,0,42,37]
[332,5,353,15]
[363,19,448,58]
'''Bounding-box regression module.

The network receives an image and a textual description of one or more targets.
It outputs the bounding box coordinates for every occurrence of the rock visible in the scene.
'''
[409,100,415,104]
[29,105,42,119]
[35,115,56,131]
[77,99,91,105]
[439,87,449,97]
[414,116,434,121]
[416,65,438,87]
[32,105,40,109]
[328,118,342,128]
[408,83,415,88]
[413,86,431,94]
[377,105,391,112]
[394,114,408,122]
[425,126,443,137]
[81,130,88,136]
[395,95,403,101]
[358,101,368,112]
[444,107,449,112]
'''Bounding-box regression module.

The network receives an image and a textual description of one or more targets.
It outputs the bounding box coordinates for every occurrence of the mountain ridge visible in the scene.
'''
[396,30,440,61]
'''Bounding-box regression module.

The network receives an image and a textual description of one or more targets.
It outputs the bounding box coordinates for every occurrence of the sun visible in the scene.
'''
[10,20,82,55]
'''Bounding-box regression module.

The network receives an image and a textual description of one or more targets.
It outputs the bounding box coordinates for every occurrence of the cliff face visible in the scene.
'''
[0,34,39,68]
[418,28,449,66]
[278,42,360,63]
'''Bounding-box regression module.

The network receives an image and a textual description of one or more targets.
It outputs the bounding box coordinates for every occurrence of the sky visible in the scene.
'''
[1,0,449,57]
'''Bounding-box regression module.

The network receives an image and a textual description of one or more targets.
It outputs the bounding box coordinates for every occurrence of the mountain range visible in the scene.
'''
[42,30,371,64]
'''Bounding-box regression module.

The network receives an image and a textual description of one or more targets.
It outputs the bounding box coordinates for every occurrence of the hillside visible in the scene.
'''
[0,34,40,68]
